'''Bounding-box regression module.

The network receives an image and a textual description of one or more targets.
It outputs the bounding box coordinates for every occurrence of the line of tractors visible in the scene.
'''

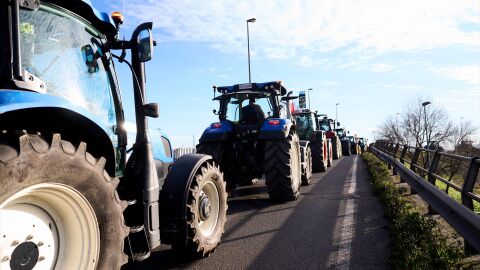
[0,1,367,269]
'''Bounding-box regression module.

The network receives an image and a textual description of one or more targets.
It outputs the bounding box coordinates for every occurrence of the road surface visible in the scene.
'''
[123,155,390,270]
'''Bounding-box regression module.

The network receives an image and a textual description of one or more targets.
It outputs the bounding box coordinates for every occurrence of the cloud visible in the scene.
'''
[376,82,426,92]
[115,0,479,60]
[371,63,396,72]
[433,65,480,86]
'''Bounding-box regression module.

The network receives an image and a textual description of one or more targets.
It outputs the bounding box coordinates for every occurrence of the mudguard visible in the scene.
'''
[258,118,293,140]
[159,153,213,245]
[199,120,234,142]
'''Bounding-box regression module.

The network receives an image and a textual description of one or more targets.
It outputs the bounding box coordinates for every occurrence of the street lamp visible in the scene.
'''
[396,112,400,131]
[246,18,256,83]
[335,102,340,128]
[422,101,431,148]
[335,102,340,120]
[307,88,313,110]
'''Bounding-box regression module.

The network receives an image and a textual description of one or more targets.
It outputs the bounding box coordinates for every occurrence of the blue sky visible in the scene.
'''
[94,0,479,148]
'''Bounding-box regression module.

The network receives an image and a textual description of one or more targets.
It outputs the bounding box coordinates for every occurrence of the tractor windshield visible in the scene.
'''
[295,113,316,138]
[336,129,345,138]
[319,120,330,132]
[19,4,116,124]
[223,93,275,123]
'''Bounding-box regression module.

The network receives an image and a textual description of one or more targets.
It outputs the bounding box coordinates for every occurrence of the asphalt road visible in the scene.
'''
[123,155,390,270]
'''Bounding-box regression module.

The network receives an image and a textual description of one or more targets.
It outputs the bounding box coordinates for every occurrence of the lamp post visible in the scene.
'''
[307,88,313,110]
[422,101,431,148]
[335,102,340,121]
[396,112,400,132]
[335,102,340,128]
[246,18,256,83]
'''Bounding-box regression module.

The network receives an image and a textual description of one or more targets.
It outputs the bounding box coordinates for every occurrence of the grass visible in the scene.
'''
[396,158,480,213]
[363,152,464,269]
[434,181,480,213]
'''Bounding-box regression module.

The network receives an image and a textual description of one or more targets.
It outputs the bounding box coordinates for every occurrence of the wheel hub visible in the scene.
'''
[10,241,39,270]
[199,192,212,221]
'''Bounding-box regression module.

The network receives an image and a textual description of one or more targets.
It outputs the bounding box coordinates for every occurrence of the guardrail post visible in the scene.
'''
[461,157,479,211]
[427,151,441,214]
[409,148,421,194]
[399,146,408,182]
[392,144,400,175]
[462,157,480,255]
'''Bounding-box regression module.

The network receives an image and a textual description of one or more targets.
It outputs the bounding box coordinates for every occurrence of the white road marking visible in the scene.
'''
[329,156,358,270]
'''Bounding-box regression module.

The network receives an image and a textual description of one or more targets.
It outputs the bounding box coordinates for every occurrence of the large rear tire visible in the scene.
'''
[332,138,340,160]
[327,140,333,167]
[0,133,128,270]
[311,141,327,172]
[170,160,227,257]
[264,134,302,201]
[341,140,351,156]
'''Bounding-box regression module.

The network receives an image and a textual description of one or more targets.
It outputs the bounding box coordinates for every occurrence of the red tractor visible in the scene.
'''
[318,115,342,162]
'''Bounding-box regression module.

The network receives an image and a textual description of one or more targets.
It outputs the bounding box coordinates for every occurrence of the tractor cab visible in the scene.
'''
[211,81,293,139]
[292,108,318,140]
[336,128,347,139]
[317,115,338,139]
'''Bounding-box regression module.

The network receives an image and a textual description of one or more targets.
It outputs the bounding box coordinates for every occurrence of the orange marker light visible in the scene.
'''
[111,11,124,25]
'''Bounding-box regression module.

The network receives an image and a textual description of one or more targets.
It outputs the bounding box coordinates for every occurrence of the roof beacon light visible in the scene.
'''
[111,12,124,28]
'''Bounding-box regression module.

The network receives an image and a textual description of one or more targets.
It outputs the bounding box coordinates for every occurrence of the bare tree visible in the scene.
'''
[377,116,405,143]
[377,97,457,148]
[450,120,477,154]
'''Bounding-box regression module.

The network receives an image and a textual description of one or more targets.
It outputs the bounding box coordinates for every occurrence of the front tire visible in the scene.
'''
[264,134,302,201]
[0,133,128,270]
[171,161,227,257]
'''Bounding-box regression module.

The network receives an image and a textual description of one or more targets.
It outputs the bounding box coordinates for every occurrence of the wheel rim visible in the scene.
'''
[197,180,220,236]
[0,183,100,270]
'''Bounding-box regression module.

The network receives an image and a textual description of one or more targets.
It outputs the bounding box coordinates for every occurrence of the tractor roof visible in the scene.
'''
[292,108,314,115]
[47,0,117,38]
[216,81,287,96]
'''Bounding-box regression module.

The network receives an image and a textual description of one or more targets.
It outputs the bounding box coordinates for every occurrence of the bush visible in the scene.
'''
[363,152,463,269]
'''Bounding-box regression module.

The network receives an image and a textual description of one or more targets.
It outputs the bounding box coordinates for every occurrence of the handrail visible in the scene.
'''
[371,141,480,254]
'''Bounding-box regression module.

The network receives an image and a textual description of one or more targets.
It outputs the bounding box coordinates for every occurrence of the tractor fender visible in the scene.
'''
[258,118,293,140]
[299,140,310,148]
[159,153,213,244]
[0,91,117,174]
[199,120,234,143]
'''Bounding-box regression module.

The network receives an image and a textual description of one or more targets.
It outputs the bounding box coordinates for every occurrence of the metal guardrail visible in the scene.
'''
[173,147,196,160]
[370,141,480,254]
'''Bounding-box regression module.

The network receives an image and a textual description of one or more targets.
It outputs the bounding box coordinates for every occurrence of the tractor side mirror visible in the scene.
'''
[81,45,99,73]
[213,109,218,115]
[143,103,159,118]
[137,29,153,62]
[131,22,154,63]
[337,122,340,126]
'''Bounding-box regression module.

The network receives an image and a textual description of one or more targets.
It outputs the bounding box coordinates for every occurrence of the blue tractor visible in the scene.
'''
[0,1,227,269]
[197,82,312,201]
